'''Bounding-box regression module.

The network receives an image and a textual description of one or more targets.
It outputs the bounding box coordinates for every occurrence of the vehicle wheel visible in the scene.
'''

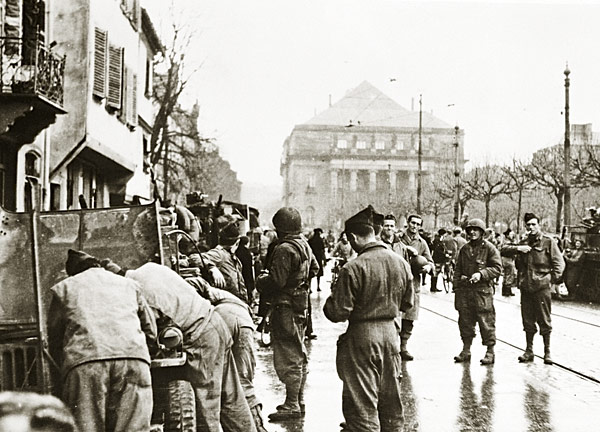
[442,266,453,293]
[165,380,196,432]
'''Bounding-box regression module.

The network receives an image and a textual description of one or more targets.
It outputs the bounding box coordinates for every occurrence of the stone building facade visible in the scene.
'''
[281,81,465,230]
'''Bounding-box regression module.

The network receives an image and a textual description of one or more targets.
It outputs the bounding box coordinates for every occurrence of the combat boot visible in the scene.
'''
[400,338,414,361]
[543,334,552,365]
[518,333,535,363]
[480,345,495,365]
[251,404,269,432]
[454,339,472,363]
[269,378,303,421]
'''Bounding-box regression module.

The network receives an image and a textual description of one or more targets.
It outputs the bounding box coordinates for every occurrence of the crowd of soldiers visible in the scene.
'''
[2,204,566,432]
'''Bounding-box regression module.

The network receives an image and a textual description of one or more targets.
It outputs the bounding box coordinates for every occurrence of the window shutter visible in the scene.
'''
[107,44,123,109]
[93,28,107,98]
[131,73,138,127]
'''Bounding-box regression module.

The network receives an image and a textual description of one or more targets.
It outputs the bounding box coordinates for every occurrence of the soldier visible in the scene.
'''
[255,207,319,421]
[452,218,502,365]
[398,214,434,360]
[201,215,249,303]
[47,250,157,432]
[101,260,257,432]
[324,206,413,431]
[501,212,565,364]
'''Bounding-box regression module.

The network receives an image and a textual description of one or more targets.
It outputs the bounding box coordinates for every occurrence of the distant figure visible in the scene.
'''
[564,238,585,296]
[453,227,468,251]
[308,228,326,291]
[499,229,517,296]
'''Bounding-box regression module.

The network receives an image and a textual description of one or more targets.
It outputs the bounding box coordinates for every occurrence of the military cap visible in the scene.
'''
[216,215,241,245]
[344,206,375,231]
[523,212,539,223]
[65,249,100,276]
[383,214,397,222]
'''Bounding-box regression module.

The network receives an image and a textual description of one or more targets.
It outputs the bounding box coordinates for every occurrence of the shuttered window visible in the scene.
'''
[119,67,138,128]
[93,28,108,98]
[120,0,141,30]
[107,44,123,109]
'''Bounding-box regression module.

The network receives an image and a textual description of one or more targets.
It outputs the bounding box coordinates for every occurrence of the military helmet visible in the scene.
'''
[465,218,486,232]
[272,207,302,234]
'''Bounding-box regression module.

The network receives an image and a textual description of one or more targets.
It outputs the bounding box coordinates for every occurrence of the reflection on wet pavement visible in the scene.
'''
[254,270,600,432]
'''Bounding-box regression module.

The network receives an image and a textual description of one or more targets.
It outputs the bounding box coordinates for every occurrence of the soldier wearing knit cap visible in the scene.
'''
[324,206,413,431]
[501,212,565,365]
[48,250,157,432]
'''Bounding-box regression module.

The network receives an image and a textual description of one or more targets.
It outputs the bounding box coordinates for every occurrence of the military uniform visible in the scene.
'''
[125,263,257,432]
[202,245,249,303]
[257,233,318,418]
[48,267,157,432]
[453,237,502,351]
[502,232,565,349]
[325,240,413,432]
[397,231,432,359]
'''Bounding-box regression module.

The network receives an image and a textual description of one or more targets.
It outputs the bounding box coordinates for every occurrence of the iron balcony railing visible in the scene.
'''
[0,36,66,108]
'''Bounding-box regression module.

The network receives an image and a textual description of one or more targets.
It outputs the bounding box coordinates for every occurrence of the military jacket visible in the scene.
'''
[453,238,502,291]
[501,232,565,293]
[324,242,413,323]
[202,245,248,303]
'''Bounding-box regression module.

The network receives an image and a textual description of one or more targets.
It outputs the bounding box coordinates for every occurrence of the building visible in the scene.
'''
[0,0,67,211]
[280,81,465,230]
[46,0,161,210]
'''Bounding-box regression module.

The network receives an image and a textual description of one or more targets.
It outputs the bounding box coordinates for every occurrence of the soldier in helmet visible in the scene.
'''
[501,212,565,365]
[452,218,502,365]
[255,207,319,421]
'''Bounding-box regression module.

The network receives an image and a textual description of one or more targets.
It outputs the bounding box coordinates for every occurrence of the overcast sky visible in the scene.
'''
[144,0,600,187]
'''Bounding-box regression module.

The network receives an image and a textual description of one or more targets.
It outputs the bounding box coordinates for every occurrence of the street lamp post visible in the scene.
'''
[417,94,423,214]
[453,125,460,226]
[564,64,571,228]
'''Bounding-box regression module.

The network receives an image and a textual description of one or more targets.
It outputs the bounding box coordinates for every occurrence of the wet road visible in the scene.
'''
[253,264,600,431]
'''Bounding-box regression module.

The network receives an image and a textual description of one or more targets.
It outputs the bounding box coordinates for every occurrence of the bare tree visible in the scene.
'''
[573,144,600,187]
[527,146,584,233]
[148,12,203,200]
[461,164,509,227]
[436,170,472,223]
[502,157,535,233]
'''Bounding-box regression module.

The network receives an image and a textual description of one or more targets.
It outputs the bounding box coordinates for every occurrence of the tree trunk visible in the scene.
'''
[485,199,491,227]
[517,190,523,234]
[555,192,564,234]
[163,138,169,201]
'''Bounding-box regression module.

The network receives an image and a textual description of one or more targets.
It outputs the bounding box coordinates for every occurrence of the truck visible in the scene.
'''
[562,208,600,303]
[0,201,198,431]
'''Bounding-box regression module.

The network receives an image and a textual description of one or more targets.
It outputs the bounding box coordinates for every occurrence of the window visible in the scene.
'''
[92,28,108,98]
[356,140,366,149]
[144,57,153,97]
[375,140,385,150]
[24,151,41,211]
[336,139,347,149]
[107,44,124,109]
[396,140,404,150]
[120,0,141,30]
[119,66,137,128]
[308,174,316,188]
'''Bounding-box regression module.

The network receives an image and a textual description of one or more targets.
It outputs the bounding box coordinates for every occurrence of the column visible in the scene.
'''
[369,170,377,192]
[389,170,396,193]
[350,170,357,192]
[331,170,338,197]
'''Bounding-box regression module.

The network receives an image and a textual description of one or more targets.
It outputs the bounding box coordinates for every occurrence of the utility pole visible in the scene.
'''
[388,163,392,205]
[417,94,423,214]
[563,64,571,228]
[453,125,460,225]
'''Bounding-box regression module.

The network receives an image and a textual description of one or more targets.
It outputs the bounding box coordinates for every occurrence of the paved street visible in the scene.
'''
[254,263,600,432]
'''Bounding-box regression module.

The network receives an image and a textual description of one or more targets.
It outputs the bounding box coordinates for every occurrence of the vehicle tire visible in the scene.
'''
[165,380,196,432]
[442,265,453,293]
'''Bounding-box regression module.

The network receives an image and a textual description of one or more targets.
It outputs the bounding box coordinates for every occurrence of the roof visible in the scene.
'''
[303,81,451,129]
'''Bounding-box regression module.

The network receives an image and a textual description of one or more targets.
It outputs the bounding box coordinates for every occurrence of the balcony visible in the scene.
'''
[0,36,66,145]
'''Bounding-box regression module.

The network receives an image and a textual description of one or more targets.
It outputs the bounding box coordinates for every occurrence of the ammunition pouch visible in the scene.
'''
[289,283,310,314]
